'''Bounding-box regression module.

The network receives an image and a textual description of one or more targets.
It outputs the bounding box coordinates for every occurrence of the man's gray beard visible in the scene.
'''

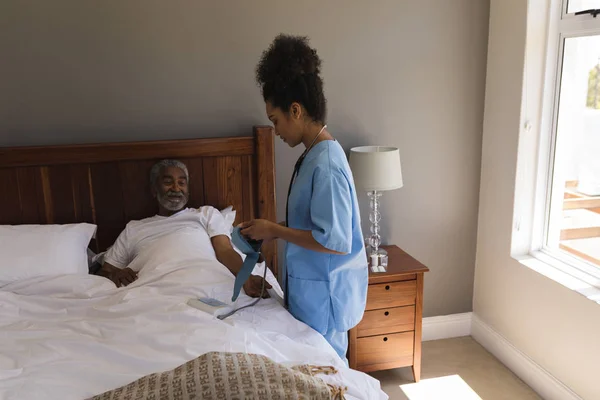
[157,192,188,211]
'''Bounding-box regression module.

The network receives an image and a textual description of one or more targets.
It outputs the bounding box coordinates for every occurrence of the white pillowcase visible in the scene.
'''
[0,223,97,286]
[219,206,255,260]
[219,206,236,231]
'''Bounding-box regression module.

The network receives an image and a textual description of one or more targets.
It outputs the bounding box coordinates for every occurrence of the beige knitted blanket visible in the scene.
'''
[88,352,346,400]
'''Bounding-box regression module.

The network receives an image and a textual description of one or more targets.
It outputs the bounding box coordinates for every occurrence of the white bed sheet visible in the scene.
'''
[0,229,387,400]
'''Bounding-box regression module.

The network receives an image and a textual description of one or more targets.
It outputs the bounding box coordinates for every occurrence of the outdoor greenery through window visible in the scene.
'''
[588,62,600,109]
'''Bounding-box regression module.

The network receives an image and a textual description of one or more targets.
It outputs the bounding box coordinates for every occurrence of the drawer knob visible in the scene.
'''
[385,285,390,290]
[383,337,388,342]
[384,311,390,316]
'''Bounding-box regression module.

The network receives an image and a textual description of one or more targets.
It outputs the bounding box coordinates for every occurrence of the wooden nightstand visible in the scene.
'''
[348,245,429,382]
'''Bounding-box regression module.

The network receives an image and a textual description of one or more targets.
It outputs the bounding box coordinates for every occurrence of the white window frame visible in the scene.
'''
[512,0,600,302]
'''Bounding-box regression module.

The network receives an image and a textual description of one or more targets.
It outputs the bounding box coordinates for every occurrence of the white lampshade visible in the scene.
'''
[349,146,403,191]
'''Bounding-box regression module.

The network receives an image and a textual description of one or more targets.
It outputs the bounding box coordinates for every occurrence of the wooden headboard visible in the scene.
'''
[0,126,278,276]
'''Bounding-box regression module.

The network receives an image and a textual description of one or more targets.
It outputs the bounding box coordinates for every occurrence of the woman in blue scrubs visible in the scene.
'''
[240,34,368,362]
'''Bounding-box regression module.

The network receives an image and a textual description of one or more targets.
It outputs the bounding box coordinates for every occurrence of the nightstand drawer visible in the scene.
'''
[365,280,416,310]
[356,305,415,337]
[356,332,414,369]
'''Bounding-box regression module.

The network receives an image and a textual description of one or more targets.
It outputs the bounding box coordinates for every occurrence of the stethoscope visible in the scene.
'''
[285,124,327,229]
[283,124,327,307]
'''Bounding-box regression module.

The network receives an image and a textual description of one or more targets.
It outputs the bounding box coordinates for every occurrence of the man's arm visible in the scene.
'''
[211,235,243,276]
[211,235,271,298]
[97,262,120,278]
[99,224,136,287]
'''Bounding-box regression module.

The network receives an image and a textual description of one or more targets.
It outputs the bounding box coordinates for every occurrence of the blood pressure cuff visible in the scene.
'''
[230,226,263,302]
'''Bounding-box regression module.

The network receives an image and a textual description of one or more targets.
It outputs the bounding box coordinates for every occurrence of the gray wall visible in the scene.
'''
[0,0,489,317]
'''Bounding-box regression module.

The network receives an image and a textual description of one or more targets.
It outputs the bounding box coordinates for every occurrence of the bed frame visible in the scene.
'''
[0,126,279,276]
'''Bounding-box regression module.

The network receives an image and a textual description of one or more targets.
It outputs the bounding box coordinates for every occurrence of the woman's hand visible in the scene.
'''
[243,275,272,298]
[239,219,280,241]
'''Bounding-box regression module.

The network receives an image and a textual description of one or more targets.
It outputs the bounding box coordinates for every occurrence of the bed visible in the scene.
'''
[0,127,387,400]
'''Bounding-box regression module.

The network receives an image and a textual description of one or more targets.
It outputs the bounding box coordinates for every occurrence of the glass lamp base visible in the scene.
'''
[368,247,388,273]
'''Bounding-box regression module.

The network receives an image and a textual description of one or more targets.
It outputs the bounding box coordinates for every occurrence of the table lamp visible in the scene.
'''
[349,146,403,272]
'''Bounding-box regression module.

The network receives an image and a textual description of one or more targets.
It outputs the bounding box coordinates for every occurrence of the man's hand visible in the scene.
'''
[112,267,138,287]
[239,219,279,241]
[243,275,272,298]
[99,262,137,287]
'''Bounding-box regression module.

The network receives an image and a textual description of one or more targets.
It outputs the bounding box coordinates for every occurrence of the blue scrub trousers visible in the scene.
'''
[324,327,349,366]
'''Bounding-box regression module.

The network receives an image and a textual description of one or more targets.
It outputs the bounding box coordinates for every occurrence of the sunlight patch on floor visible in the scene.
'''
[400,375,482,400]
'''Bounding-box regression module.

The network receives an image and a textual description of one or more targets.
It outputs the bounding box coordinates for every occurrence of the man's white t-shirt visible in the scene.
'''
[103,206,231,270]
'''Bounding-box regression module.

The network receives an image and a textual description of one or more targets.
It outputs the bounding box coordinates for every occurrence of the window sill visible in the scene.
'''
[514,252,600,305]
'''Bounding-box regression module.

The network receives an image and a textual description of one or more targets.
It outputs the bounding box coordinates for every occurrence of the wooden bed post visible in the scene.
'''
[254,126,278,277]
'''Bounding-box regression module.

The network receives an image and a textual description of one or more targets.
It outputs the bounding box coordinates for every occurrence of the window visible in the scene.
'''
[539,1,600,278]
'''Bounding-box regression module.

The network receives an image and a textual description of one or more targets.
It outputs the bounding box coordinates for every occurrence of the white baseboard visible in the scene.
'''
[471,314,582,400]
[422,312,472,341]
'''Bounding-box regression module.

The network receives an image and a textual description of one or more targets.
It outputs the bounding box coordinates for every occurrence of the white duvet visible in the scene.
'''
[0,229,387,400]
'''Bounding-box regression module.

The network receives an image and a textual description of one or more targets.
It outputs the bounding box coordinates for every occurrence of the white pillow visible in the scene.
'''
[0,223,97,286]
[220,206,237,232]
[219,206,251,259]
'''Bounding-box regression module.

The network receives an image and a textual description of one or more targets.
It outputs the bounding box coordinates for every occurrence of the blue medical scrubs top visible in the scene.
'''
[286,140,368,335]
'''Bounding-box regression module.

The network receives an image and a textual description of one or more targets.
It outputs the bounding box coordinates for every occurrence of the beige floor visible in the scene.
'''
[369,337,541,400]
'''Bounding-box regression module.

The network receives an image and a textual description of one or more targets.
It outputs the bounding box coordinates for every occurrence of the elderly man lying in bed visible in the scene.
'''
[98,159,271,297]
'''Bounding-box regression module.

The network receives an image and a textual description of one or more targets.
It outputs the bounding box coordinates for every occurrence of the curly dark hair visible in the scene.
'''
[256,34,327,124]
